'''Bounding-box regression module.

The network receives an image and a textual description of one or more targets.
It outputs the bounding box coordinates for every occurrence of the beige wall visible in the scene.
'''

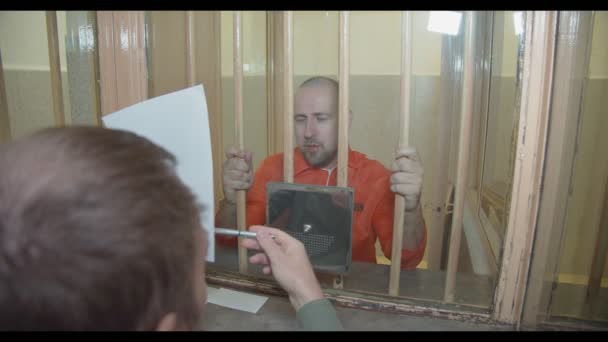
[588,11,608,78]
[220,11,443,77]
[500,11,519,77]
[220,11,267,77]
[0,11,67,72]
[0,11,71,138]
[483,11,521,197]
[219,12,268,171]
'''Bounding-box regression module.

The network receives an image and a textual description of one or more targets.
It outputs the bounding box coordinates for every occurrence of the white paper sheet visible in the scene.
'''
[102,85,215,262]
[206,287,269,314]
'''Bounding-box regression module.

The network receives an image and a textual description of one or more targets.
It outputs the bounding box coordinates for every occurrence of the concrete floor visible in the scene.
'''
[199,290,512,331]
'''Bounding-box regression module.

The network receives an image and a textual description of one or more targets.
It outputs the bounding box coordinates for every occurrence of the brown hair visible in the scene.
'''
[0,126,204,330]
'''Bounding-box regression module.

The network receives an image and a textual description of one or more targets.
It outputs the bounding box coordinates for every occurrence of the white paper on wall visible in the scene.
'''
[102,85,215,262]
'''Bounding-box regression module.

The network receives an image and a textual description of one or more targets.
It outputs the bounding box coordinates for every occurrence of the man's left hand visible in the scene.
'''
[390,147,423,211]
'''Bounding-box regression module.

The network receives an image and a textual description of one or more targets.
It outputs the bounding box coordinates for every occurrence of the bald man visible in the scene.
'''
[217,76,426,270]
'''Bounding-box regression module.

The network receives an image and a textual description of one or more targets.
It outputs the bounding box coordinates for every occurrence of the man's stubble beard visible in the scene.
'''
[302,146,337,169]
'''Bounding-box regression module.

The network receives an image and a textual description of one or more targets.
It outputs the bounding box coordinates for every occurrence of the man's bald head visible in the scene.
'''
[298,76,339,98]
[294,76,347,168]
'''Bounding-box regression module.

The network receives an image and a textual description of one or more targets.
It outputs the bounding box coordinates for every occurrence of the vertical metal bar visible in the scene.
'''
[96,11,147,116]
[337,11,350,188]
[46,11,66,126]
[266,11,276,156]
[186,11,196,87]
[426,30,465,271]
[88,11,102,126]
[388,11,412,296]
[283,11,294,183]
[96,11,118,115]
[213,11,225,206]
[110,12,147,111]
[444,11,475,303]
[333,11,351,290]
[233,11,248,274]
[0,51,11,141]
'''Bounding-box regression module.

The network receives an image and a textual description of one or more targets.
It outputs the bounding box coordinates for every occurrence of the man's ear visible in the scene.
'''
[156,312,178,331]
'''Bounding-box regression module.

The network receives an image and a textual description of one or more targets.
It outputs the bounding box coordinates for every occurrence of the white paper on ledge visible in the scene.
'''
[206,287,269,314]
[102,85,215,262]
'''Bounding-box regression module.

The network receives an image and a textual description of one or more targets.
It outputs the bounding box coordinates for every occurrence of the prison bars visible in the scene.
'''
[0,51,10,141]
[249,11,419,293]
[337,11,350,190]
[46,11,66,127]
[232,11,474,300]
[186,11,196,87]
[388,11,413,296]
[443,11,476,303]
[283,11,294,183]
[233,11,249,273]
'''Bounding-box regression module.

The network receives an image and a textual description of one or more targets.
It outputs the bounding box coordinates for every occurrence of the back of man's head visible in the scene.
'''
[0,126,202,330]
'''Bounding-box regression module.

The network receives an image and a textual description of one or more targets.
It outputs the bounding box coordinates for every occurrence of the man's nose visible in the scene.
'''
[304,119,316,138]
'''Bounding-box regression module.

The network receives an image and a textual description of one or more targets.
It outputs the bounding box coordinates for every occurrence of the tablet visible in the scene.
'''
[266,182,354,274]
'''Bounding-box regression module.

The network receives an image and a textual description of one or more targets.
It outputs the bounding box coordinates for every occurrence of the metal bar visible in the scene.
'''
[186,11,196,86]
[266,11,276,155]
[283,11,294,183]
[444,11,475,303]
[389,11,412,296]
[213,11,225,206]
[333,11,351,290]
[46,11,66,126]
[337,11,350,188]
[96,11,118,116]
[88,11,102,126]
[0,49,11,141]
[426,31,463,271]
[233,11,248,274]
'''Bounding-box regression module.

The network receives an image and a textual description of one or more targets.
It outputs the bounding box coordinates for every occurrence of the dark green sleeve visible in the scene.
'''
[296,298,344,331]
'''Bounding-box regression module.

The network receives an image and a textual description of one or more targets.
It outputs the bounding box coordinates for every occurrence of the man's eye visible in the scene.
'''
[317,116,328,121]
[295,116,306,122]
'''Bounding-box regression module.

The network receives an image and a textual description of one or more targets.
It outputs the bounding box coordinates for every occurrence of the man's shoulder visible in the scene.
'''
[262,152,284,166]
[256,152,284,174]
[350,149,390,174]
[250,153,284,184]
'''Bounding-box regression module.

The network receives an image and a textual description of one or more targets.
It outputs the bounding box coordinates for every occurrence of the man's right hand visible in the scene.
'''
[222,146,253,203]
